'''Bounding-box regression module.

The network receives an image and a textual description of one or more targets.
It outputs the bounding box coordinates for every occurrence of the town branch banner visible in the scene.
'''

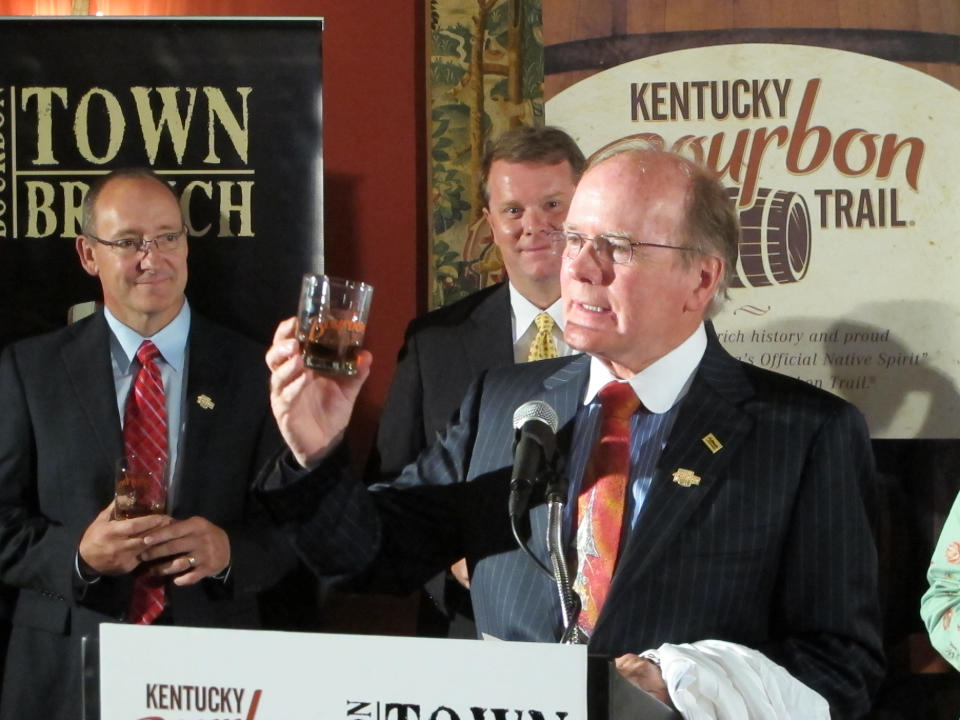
[0,17,324,348]
[547,42,960,439]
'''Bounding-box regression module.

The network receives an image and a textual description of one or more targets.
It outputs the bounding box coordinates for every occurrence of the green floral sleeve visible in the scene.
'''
[921,492,960,670]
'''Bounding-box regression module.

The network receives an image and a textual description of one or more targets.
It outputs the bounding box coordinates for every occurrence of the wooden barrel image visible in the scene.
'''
[544,0,960,100]
[728,187,811,288]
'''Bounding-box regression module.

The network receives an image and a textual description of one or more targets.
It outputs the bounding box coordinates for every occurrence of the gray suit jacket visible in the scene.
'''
[0,311,295,719]
[262,325,884,717]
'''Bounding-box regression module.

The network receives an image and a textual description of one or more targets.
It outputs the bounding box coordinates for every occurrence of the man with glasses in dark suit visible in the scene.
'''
[260,144,884,718]
[0,168,303,719]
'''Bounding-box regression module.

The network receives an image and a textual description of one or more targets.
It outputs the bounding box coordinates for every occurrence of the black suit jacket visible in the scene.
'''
[0,311,296,719]
[371,282,513,478]
[262,325,885,718]
[369,283,513,633]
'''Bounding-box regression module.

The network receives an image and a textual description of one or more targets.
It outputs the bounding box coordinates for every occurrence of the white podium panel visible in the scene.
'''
[99,624,587,720]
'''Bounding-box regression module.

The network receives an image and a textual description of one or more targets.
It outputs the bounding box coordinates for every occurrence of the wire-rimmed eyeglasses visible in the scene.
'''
[85,226,187,256]
[554,229,701,266]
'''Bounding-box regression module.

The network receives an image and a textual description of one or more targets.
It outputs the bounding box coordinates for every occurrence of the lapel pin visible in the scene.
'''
[672,468,701,487]
[196,394,215,410]
[702,433,723,454]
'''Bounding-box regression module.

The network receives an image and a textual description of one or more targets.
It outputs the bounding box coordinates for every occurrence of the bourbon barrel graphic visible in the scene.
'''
[728,187,811,289]
[544,1,960,99]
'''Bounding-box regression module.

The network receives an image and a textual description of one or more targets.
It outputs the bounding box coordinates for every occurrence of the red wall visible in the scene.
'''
[287,1,425,461]
[243,0,425,461]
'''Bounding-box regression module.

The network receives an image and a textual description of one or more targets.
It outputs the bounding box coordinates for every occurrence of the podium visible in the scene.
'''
[588,656,680,720]
[91,625,679,719]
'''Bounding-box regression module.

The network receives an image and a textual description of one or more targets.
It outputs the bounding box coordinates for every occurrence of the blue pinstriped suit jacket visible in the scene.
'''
[264,325,884,718]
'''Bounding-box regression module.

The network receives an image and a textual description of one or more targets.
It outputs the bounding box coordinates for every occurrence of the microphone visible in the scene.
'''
[508,400,559,518]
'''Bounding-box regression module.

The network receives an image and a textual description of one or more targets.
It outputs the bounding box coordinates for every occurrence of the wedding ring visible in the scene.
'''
[188,555,197,567]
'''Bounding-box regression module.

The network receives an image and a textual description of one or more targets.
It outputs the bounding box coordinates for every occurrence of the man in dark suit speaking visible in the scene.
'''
[0,168,300,719]
[260,144,884,717]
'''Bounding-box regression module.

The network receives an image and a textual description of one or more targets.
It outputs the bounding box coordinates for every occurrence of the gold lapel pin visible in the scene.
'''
[702,433,723,454]
[672,468,701,487]
[196,394,215,410]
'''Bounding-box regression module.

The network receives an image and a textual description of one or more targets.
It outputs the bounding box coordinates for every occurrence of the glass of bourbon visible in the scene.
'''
[113,453,167,520]
[297,274,374,376]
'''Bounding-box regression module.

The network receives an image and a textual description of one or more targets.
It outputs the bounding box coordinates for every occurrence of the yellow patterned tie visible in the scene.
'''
[527,312,559,362]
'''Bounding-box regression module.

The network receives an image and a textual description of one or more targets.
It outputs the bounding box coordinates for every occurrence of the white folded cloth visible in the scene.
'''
[644,639,829,720]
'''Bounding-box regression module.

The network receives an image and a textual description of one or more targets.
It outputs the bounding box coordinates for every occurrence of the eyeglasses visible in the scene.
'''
[556,229,701,266]
[85,226,187,255]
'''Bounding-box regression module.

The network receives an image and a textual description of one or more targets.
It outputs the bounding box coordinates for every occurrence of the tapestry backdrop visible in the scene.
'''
[427,0,544,309]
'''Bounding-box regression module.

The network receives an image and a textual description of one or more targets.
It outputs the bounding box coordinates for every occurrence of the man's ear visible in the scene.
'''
[685,254,724,313]
[75,236,99,277]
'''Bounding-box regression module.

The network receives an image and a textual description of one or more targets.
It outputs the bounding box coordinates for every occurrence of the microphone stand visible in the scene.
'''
[544,467,586,645]
[506,432,585,644]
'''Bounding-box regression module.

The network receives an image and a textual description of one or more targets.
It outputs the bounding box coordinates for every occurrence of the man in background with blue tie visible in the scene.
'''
[370,126,585,637]
[261,143,884,718]
[0,168,301,719]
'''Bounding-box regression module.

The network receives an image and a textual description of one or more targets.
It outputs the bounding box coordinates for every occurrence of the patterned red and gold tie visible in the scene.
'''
[573,380,640,636]
[527,312,559,362]
[124,340,168,625]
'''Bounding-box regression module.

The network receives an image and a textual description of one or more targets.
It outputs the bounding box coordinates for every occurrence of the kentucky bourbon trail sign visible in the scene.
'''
[548,44,960,439]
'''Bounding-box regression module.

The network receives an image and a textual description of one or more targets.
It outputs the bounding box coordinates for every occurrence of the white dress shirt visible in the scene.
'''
[508,283,571,362]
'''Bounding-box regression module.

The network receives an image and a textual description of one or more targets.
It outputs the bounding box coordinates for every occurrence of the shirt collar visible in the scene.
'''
[104,301,191,374]
[584,322,707,413]
[508,282,564,343]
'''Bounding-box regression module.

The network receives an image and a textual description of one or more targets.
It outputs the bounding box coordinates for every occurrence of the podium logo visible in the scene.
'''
[138,684,261,720]
[346,700,571,720]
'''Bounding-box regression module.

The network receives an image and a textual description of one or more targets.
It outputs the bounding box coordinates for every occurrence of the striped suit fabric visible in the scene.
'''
[263,323,884,719]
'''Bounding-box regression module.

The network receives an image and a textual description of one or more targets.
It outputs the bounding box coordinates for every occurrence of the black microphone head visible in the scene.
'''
[512,400,559,434]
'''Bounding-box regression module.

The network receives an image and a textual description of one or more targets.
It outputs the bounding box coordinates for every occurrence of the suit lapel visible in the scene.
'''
[598,334,757,627]
[459,283,513,374]
[543,355,590,420]
[173,316,224,515]
[525,356,591,571]
[542,354,591,477]
[60,314,123,484]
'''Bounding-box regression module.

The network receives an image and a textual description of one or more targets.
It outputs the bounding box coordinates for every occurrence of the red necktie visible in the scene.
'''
[124,340,168,625]
[573,380,640,636]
